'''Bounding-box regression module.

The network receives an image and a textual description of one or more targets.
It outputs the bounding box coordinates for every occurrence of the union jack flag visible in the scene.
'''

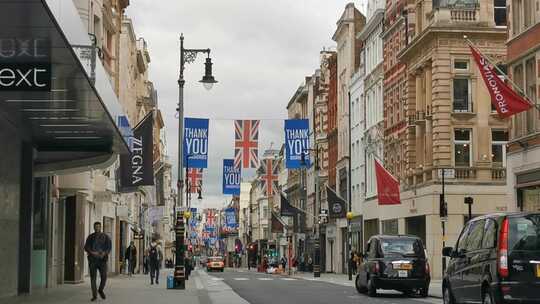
[234,120,260,168]
[187,168,203,193]
[206,209,215,226]
[259,158,279,197]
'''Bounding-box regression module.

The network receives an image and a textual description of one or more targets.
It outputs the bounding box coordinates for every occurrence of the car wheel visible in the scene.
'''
[443,285,455,304]
[355,276,366,293]
[367,277,377,297]
[482,289,494,304]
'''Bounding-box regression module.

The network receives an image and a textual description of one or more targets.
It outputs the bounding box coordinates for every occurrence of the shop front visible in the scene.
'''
[0,0,130,298]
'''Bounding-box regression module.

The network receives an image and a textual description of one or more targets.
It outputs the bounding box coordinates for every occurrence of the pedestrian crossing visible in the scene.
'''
[230,277,298,281]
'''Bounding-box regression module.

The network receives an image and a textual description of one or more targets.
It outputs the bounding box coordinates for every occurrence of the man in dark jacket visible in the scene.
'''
[125,241,137,276]
[84,222,112,301]
[148,241,162,285]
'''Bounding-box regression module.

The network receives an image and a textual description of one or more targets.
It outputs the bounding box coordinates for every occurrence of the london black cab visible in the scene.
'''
[442,212,540,304]
[356,235,430,297]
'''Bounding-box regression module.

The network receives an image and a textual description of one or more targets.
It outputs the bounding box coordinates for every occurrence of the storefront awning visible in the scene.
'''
[0,0,131,174]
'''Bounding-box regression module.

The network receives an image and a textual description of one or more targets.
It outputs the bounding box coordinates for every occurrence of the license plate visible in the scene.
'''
[394,263,412,270]
[398,270,408,278]
[536,265,540,278]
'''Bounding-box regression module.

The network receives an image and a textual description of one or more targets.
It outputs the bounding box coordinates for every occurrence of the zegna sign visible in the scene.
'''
[0,38,51,91]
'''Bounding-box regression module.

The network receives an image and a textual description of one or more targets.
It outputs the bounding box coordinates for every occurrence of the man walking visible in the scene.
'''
[84,222,112,301]
[148,241,162,284]
[125,241,137,276]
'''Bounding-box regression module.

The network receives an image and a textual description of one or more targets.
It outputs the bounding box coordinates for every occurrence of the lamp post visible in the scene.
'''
[175,34,217,290]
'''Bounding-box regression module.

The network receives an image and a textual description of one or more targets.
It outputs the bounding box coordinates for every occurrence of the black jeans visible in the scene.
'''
[128,259,136,275]
[149,265,160,283]
[89,260,107,298]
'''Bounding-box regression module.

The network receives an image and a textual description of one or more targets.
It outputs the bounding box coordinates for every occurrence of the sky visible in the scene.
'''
[127,1,366,209]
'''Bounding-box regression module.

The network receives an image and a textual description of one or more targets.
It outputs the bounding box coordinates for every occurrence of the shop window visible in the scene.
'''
[454,129,472,167]
[453,78,471,112]
[491,130,508,167]
[494,0,507,26]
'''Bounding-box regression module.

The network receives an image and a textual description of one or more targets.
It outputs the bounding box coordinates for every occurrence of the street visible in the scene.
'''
[206,269,441,304]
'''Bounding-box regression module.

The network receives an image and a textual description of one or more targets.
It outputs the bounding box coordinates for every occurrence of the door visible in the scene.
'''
[462,219,485,302]
[448,222,472,303]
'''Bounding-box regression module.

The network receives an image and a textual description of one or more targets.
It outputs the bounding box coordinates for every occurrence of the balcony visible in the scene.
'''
[428,1,480,25]
[405,165,507,189]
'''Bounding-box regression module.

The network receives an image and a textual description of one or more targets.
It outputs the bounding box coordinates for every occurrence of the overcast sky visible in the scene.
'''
[127,1,365,209]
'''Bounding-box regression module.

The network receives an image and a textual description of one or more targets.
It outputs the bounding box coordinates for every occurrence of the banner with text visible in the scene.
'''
[284,119,310,168]
[183,117,209,168]
[222,159,241,195]
[224,208,238,229]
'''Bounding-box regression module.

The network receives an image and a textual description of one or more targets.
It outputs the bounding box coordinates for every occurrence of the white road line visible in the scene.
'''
[281,278,297,281]
[234,278,249,281]
[257,278,274,281]
[211,277,224,281]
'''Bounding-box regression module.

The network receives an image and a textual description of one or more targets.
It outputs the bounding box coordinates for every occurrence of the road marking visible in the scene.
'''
[281,278,297,281]
[413,297,441,304]
[211,277,224,281]
[257,278,274,281]
[234,278,249,281]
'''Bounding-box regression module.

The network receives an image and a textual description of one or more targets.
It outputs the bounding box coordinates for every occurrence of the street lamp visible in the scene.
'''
[175,34,217,290]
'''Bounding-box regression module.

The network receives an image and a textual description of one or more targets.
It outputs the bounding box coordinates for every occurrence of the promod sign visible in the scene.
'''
[222,159,241,195]
[183,118,209,168]
[284,119,310,168]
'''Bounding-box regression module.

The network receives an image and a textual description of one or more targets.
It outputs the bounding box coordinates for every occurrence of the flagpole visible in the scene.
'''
[464,35,537,110]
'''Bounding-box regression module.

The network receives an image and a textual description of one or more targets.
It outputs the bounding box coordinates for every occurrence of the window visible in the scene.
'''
[482,219,497,249]
[457,223,471,252]
[494,0,507,26]
[512,0,522,35]
[454,129,472,167]
[492,130,508,167]
[382,219,399,235]
[453,78,471,112]
[454,60,469,70]
[466,220,485,251]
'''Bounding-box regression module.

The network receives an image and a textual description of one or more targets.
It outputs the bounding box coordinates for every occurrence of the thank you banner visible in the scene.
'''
[222,159,241,195]
[284,119,310,168]
[183,118,209,168]
[119,112,154,189]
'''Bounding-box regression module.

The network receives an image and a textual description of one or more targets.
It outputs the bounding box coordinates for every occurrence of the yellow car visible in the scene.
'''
[207,256,225,272]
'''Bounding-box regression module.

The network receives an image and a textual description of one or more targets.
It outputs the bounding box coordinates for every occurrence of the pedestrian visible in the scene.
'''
[262,255,268,272]
[185,254,192,278]
[143,249,149,274]
[350,251,357,275]
[307,256,313,272]
[148,241,163,285]
[84,222,112,302]
[291,256,298,275]
[125,241,137,276]
[280,255,287,270]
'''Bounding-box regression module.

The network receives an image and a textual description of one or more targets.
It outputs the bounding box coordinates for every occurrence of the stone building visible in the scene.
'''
[506,0,540,212]
[392,0,509,279]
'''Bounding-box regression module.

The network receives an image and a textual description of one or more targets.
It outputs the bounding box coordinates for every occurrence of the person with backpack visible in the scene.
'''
[148,241,163,285]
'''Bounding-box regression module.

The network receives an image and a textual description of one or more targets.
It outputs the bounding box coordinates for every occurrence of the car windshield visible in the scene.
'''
[509,215,540,252]
[209,257,223,262]
[380,238,424,257]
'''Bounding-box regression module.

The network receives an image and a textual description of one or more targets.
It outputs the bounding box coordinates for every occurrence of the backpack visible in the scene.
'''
[149,246,159,262]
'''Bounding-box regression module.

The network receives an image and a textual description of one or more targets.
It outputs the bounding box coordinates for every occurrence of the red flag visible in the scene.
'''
[470,46,532,118]
[374,159,400,205]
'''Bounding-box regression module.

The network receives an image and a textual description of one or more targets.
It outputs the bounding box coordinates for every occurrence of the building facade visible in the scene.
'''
[506,0,540,213]
[394,0,509,279]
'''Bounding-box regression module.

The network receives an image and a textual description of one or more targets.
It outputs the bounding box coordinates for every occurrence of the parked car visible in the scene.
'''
[356,235,430,297]
[207,256,225,272]
[442,212,540,304]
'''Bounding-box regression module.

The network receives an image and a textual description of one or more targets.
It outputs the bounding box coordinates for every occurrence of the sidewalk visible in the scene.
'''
[1,271,202,304]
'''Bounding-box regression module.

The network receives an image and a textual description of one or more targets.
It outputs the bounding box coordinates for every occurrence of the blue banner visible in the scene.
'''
[284,119,310,168]
[183,118,209,168]
[224,208,238,228]
[222,159,241,195]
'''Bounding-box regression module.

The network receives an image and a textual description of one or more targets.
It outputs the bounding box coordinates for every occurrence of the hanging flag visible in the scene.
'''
[259,158,279,197]
[271,211,286,233]
[234,120,260,168]
[224,208,238,229]
[183,117,209,168]
[374,159,401,205]
[280,193,297,217]
[206,209,215,226]
[327,186,346,218]
[223,159,241,195]
[470,46,532,118]
[187,168,203,193]
[284,119,310,168]
[119,111,154,189]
